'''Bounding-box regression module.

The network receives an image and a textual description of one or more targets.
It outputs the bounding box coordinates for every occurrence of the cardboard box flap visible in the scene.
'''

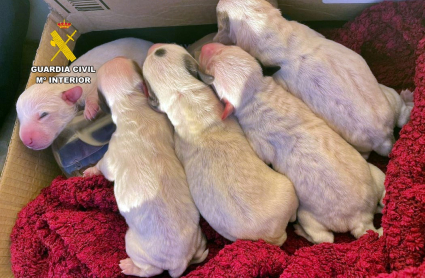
[44,0,219,34]
[44,0,376,34]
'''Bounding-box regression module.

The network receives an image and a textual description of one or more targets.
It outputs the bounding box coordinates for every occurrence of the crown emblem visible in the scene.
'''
[57,19,72,29]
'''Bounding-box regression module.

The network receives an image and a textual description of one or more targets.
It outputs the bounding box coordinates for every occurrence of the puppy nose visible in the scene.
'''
[23,137,33,147]
[200,43,222,59]
[199,43,222,67]
[148,43,166,56]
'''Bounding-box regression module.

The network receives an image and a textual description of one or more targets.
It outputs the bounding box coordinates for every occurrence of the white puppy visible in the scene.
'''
[83,57,208,278]
[213,0,413,158]
[199,43,386,244]
[186,1,279,60]
[16,38,153,150]
[142,43,298,246]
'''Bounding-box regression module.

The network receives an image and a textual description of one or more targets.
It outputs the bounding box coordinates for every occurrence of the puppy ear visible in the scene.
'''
[183,54,215,85]
[198,71,215,85]
[97,88,111,114]
[255,58,281,76]
[132,60,144,76]
[142,81,149,98]
[144,79,162,112]
[183,54,199,79]
[62,86,83,105]
[221,97,234,120]
[131,60,148,96]
[214,11,233,45]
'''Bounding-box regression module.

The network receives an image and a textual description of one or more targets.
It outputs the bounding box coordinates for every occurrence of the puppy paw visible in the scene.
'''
[360,151,371,160]
[400,89,414,104]
[293,224,312,241]
[119,258,164,277]
[83,166,102,177]
[119,258,142,276]
[84,101,99,120]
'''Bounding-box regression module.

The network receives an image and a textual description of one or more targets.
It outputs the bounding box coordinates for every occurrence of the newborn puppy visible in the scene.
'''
[83,57,208,278]
[143,43,298,246]
[199,43,386,244]
[214,0,413,158]
[16,37,152,150]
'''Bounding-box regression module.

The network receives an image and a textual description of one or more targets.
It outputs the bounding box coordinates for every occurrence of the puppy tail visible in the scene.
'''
[374,135,395,157]
[190,249,208,265]
[368,163,386,213]
[397,89,414,128]
[380,84,414,128]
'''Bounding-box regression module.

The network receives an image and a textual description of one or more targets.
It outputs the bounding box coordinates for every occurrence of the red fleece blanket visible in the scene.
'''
[10,1,425,277]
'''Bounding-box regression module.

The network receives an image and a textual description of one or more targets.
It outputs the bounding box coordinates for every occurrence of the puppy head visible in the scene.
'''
[199,43,263,115]
[16,84,82,150]
[214,0,280,47]
[96,57,145,111]
[142,43,204,113]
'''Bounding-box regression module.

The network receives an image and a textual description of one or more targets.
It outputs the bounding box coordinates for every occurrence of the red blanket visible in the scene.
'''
[11,1,425,277]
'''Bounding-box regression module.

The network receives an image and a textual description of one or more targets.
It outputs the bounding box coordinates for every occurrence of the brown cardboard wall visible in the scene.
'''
[45,0,372,34]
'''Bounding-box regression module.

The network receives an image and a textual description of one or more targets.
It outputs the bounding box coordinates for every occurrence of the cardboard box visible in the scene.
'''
[0,0,378,276]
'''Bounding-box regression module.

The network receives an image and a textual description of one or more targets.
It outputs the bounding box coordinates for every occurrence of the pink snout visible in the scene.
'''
[20,133,33,147]
[19,128,50,150]
[147,43,166,56]
[199,43,225,69]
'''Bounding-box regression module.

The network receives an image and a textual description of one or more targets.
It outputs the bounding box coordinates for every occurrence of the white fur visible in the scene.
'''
[214,0,413,158]
[16,38,153,150]
[186,2,276,60]
[143,44,298,246]
[379,84,414,128]
[83,57,207,278]
[199,44,386,244]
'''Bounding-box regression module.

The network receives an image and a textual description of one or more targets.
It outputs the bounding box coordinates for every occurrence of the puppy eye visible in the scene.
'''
[39,112,49,119]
